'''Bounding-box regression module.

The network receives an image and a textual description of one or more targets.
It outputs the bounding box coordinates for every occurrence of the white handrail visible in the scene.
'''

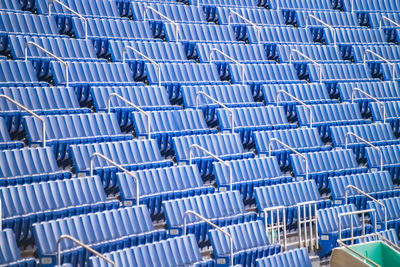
[189,144,233,191]
[209,48,245,86]
[48,0,87,40]
[263,206,287,250]
[107,93,151,139]
[338,208,376,246]
[345,132,383,171]
[276,89,313,128]
[379,15,400,29]
[0,196,2,232]
[122,46,161,88]
[268,138,309,180]
[297,201,319,251]
[183,210,233,266]
[337,240,380,267]
[306,15,337,46]
[57,235,115,266]
[144,6,180,42]
[90,153,139,205]
[196,91,235,133]
[0,95,46,147]
[345,185,387,230]
[228,11,261,43]
[363,49,396,81]
[289,49,323,83]
[351,87,386,123]
[24,41,69,88]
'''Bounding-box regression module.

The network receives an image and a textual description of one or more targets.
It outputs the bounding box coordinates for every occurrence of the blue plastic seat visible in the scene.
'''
[70,139,173,191]
[0,117,23,150]
[0,60,47,87]
[256,248,312,267]
[380,63,400,81]
[352,45,400,65]
[370,101,400,135]
[162,190,257,246]
[0,229,36,267]
[255,180,331,226]
[1,176,119,244]
[291,149,368,191]
[254,128,331,168]
[33,205,167,267]
[296,11,360,27]
[217,106,297,147]
[369,13,400,41]
[369,197,400,234]
[366,144,400,183]
[341,0,400,13]
[213,157,292,203]
[0,0,22,11]
[209,220,281,266]
[329,171,400,209]
[0,146,71,187]
[36,0,121,17]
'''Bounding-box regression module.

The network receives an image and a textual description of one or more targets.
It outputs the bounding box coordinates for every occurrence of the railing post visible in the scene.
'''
[268,138,308,181]
[90,153,140,205]
[297,201,318,251]
[195,91,235,133]
[289,49,323,83]
[48,0,87,40]
[107,93,151,139]
[57,235,115,266]
[24,41,69,88]
[263,206,287,251]
[189,144,233,191]
[228,11,262,43]
[144,6,180,42]
[379,15,400,29]
[209,48,245,86]
[363,49,396,81]
[338,209,376,245]
[306,15,337,46]
[351,87,386,123]
[276,89,313,128]
[0,95,46,147]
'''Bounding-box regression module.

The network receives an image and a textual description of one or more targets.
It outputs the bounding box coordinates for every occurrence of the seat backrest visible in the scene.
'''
[263,83,332,104]
[0,60,39,84]
[256,248,312,267]
[296,10,360,27]
[230,63,299,83]
[338,81,400,102]
[0,11,59,35]
[164,23,237,42]
[0,229,23,264]
[297,103,364,125]
[248,27,314,44]
[366,144,400,167]
[317,204,359,233]
[277,44,342,63]
[370,101,400,121]
[217,6,285,25]
[325,28,387,44]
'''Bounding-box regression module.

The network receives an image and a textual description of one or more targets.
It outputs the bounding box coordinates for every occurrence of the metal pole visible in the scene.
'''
[289,49,323,83]
[144,6,180,42]
[228,11,262,43]
[363,49,396,82]
[351,87,386,123]
[276,89,313,128]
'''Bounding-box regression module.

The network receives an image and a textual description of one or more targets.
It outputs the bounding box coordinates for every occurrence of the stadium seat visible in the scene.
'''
[256,248,312,267]
[295,11,360,27]
[0,117,23,150]
[246,26,315,47]
[33,206,166,267]
[352,45,400,66]
[0,0,22,12]
[341,0,400,13]
[209,220,281,266]
[0,146,71,187]
[0,229,36,267]
[369,197,400,234]
[0,60,47,87]
[366,144,400,183]
[162,190,257,246]
[254,128,331,168]
[291,149,368,191]
[369,13,400,41]
[1,176,119,244]
[370,101,400,135]
[379,63,400,81]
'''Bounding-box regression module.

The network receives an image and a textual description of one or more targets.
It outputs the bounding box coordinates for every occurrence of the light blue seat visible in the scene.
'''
[369,197,400,234]
[0,0,22,11]
[0,60,47,87]
[366,144,400,183]
[256,248,312,267]
[0,229,36,267]
[370,101,400,135]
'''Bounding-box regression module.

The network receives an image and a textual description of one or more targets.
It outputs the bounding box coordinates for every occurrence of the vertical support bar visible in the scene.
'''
[263,206,287,251]
[297,201,318,251]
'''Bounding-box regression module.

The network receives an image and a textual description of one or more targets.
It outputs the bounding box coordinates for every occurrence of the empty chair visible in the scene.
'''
[70,139,173,191]
[255,128,331,168]
[352,45,400,64]
[341,0,400,13]
[297,103,370,140]
[33,206,166,267]
[209,220,281,266]
[380,63,400,81]
[89,235,214,267]
[0,229,36,267]
[173,133,254,179]
[363,229,400,246]
[0,117,23,150]
[369,197,400,234]
[296,11,360,27]
[0,146,71,187]
[23,113,132,162]
[118,165,214,219]
[213,157,292,203]
[36,0,121,17]
[369,13,400,41]
[291,149,368,191]
[370,101,400,135]
[331,123,399,160]
[0,0,22,11]
[255,180,331,226]
[0,60,46,87]
[181,84,262,127]
[1,176,119,244]
[366,144,400,183]
[329,171,400,209]
[263,83,337,120]
[256,248,312,267]
[162,190,257,246]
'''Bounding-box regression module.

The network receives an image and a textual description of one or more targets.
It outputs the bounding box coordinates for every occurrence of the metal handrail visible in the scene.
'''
[268,138,309,181]
[337,240,380,267]
[338,208,376,246]
[196,91,235,133]
[48,0,87,40]
[90,153,139,205]
[345,132,383,171]
[263,206,287,250]
[107,93,151,139]
[363,49,396,81]
[24,42,69,88]
[351,87,386,123]
[289,49,323,83]
[306,15,337,46]
[0,95,46,147]
[144,6,180,42]
[345,185,387,230]
[122,46,161,87]
[276,90,313,128]
[57,235,115,266]
[189,144,233,191]
[183,210,233,267]
[379,15,400,29]
[209,48,245,86]
[228,11,261,43]
[376,232,400,252]
[297,201,319,251]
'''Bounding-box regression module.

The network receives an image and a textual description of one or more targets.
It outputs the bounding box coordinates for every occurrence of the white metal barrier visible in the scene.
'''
[297,201,319,251]
[263,206,287,251]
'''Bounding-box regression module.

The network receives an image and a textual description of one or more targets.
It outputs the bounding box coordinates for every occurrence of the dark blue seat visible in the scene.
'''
[162,190,257,246]
[0,229,36,267]
[366,144,400,183]
[291,149,368,191]
[33,206,166,267]
[369,197,400,235]
[256,248,312,267]
[0,60,47,87]
[1,176,119,245]
[209,220,281,266]
[370,101,400,136]
[0,117,23,150]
